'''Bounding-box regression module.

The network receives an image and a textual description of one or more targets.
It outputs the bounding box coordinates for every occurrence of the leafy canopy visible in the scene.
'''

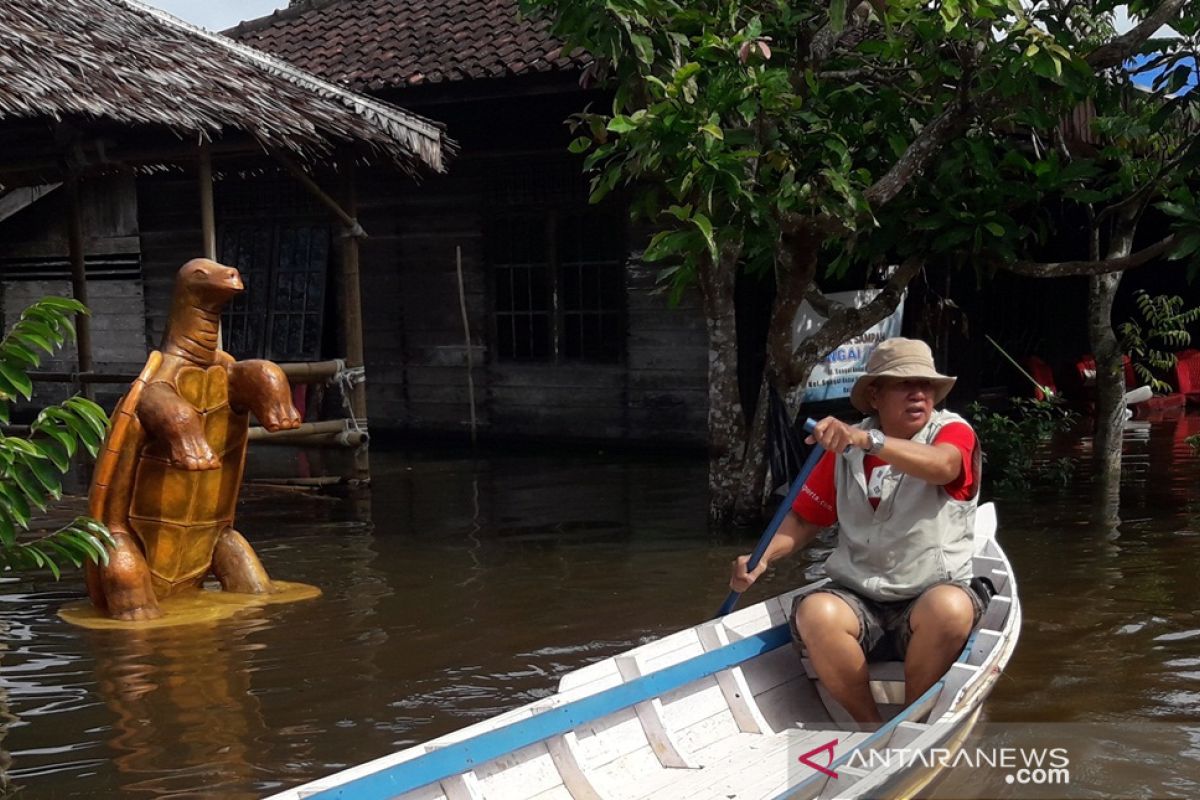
[523,0,1200,294]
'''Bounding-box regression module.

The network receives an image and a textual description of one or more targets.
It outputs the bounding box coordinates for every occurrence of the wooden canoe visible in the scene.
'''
[268,502,1020,800]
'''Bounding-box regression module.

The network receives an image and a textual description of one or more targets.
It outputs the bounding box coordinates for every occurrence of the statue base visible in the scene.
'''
[58,580,321,630]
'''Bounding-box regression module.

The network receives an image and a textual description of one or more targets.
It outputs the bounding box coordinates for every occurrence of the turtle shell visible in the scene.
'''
[127,365,249,593]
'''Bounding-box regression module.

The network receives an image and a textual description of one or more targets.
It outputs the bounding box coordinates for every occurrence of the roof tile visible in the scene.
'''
[227,0,588,91]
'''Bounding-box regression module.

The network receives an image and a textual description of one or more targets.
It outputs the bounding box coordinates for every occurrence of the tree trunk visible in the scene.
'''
[700,245,747,524]
[1089,270,1124,490]
[730,230,821,523]
[1088,212,1137,519]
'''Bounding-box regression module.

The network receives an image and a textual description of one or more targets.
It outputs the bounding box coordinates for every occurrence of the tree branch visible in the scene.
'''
[787,256,923,383]
[804,284,841,317]
[864,97,972,207]
[1001,234,1180,277]
[809,0,878,67]
[1086,0,1187,69]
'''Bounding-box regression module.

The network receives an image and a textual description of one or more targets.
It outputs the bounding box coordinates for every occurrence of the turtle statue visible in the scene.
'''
[85,259,302,620]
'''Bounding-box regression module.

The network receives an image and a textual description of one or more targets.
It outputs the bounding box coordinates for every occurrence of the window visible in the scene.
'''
[484,156,626,364]
[218,224,330,362]
[488,208,625,363]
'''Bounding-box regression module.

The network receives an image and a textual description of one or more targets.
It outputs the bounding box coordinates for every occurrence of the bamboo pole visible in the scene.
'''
[248,420,368,447]
[30,371,137,384]
[456,245,478,446]
[274,151,365,237]
[65,173,94,401]
[198,143,223,351]
[199,143,216,260]
[278,359,344,382]
[338,159,370,480]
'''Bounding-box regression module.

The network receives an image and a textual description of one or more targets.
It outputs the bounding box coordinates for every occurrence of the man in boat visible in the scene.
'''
[730,337,989,725]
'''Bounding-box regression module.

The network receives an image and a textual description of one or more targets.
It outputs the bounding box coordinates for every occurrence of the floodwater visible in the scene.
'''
[0,414,1198,799]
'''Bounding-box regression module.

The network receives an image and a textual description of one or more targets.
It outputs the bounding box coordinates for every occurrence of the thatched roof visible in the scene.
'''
[0,0,452,174]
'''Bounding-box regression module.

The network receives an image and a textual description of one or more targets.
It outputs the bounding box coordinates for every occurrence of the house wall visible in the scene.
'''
[354,156,708,446]
[131,152,709,447]
[0,176,146,408]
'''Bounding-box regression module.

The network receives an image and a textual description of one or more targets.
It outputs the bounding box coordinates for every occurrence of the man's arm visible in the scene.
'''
[808,416,963,486]
[729,512,824,592]
[863,436,963,486]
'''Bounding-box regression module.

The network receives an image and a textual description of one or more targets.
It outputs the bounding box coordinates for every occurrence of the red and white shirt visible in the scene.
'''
[791,423,978,527]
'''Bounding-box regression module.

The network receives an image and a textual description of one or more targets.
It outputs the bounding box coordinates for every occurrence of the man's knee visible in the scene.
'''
[909,584,975,643]
[794,592,860,643]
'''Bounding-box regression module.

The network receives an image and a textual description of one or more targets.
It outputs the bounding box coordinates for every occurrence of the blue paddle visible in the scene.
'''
[716,418,824,619]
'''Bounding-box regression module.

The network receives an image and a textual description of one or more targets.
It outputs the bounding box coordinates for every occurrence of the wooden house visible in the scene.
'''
[226,0,710,446]
[0,0,451,477]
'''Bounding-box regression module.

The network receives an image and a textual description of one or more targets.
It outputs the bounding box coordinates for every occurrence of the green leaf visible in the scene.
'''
[607,116,638,134]
[10,464,48,511]
[0,481,31,526]
[0,362,33,400]
[701,123,724,140]
[1169,234,1200,261]
[630,32,654,65]
[690,213,718,261]
[567,136,592,155]
[29,296,86,314]
[984,222,1005,237]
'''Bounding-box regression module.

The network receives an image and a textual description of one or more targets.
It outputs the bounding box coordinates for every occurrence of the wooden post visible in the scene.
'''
[339,160,370,481]
[456,246,478,446]
[65,173,94,401]
[198,143,223,351]
[198,143,216,260]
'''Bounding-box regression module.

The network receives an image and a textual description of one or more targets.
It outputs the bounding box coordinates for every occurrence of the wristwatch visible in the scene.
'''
[864,429,886,455]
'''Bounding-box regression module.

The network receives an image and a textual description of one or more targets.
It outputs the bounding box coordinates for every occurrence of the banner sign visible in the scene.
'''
[793,289,906,404]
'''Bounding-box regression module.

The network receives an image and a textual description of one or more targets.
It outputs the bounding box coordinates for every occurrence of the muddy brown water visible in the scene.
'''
[1,414,1198,798]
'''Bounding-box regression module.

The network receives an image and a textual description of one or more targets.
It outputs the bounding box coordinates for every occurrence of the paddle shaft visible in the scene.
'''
[716,418,823,618]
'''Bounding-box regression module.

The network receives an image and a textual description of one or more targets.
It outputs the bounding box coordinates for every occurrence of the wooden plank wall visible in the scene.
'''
[0,176,147,408]
[357,165,489,436]
[137,175,206,350]
[135,160,708,447]
[356,158,708,446]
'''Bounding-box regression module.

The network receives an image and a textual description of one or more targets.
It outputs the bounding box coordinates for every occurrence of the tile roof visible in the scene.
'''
[226,0,591,93]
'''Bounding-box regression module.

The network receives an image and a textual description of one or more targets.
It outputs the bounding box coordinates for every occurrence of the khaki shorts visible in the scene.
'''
[789,579,990,661]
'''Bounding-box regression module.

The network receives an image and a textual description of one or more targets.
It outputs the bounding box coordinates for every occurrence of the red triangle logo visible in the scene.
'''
[798,738,839,779]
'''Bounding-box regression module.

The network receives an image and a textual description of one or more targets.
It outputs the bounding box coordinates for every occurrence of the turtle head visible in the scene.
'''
[177,259,244,309]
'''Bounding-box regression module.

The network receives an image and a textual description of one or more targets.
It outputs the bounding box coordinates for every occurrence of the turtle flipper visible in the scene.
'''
[138,382,221,470]
[212,527,273,594]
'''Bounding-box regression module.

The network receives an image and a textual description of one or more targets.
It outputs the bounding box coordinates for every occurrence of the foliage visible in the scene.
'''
[0,298,113,577]
[966,399,1078,492]
[1187,432,1200,454]
[524,0,1200,291]
[519,0,1200,518]
[1119,290,1200,393]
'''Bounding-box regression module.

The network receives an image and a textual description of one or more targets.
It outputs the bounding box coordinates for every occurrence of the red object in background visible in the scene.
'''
[1176,349,1200,405]
[1076,353,1136,389]
[1023,355,1057,401]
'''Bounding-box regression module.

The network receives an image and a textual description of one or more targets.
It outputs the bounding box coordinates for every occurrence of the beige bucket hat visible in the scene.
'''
[849,337,956,414]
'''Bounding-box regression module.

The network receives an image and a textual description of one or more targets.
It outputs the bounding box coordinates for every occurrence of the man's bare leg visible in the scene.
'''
[903,584,976,705]
[794,593,882,724]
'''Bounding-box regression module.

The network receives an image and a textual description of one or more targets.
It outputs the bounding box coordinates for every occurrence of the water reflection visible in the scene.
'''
[0,421,1196,798]
[88,619,271,799]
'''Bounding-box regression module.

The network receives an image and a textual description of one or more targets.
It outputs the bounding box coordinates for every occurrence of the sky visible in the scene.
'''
[143,0,286,31]
[145,0,1190,95]
[148,1,1164,35]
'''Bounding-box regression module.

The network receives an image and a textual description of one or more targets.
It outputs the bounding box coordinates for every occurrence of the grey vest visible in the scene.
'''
[823,409,980,602]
